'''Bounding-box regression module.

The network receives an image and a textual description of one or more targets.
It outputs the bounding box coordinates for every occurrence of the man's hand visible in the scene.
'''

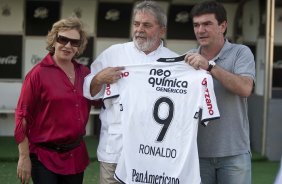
[185,53,209,70]
[95,66,125,85]
[90,66,124,97]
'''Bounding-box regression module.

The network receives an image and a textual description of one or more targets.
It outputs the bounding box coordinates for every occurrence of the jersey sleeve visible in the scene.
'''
[200,74,220,126]
[83,52,108,100]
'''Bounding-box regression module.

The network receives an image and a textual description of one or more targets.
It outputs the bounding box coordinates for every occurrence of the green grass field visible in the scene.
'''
[0,136,280,184]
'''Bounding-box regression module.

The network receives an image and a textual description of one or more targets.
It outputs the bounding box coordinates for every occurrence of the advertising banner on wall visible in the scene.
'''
[25,0,60,36]
[242,1,259,43]
[0,35,22,80]
[223,3,237,41]
[76,36,94,68]
[167,5,195,40]
[61,0,97,35]
[24,37,48,76]
[273,46,282,88]
[0,0,24,34]
[274,8,282,44]
[97,2,133,38]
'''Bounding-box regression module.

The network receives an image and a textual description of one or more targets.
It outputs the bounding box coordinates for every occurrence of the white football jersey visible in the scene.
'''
[104,56,220,184]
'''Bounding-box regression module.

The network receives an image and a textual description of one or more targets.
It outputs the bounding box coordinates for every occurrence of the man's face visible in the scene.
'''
[132,11,165,54]
[192,13,226,47]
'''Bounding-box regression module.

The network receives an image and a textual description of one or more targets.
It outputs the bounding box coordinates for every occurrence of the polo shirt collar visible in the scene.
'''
[197,39,231,62]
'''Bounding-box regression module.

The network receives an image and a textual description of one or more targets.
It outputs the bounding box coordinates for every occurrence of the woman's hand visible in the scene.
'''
[17,154,31,184]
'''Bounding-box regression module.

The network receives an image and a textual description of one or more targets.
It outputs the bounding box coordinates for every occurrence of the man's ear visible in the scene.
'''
[160,26,166,37]
[220,21,227,34]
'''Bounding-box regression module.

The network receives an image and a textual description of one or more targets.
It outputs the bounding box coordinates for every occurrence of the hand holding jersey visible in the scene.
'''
[95,67,125,85]
[83,1,217,183]
[102,56,220,184]
[185,53,212,70]
[185,1,255,184]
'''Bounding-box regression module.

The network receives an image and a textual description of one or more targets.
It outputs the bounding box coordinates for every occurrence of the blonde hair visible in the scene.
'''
[46,17,88,57]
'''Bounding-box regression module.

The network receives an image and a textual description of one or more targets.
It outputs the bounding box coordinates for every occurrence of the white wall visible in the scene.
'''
[0,0,24,34]
[0,82,22,111]
[166,40,197,55]
[0,82,22,136]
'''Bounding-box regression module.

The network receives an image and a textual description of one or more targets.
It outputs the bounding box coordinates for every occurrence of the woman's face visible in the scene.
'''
[53,29,81,62]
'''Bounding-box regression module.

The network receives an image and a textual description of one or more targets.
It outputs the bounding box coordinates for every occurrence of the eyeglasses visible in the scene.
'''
[56,35,81,47]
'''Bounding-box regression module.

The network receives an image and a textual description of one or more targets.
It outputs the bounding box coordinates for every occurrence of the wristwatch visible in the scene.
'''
[207,60,216,72]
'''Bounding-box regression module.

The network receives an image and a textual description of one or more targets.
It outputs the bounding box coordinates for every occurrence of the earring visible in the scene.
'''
[75,51,80,57]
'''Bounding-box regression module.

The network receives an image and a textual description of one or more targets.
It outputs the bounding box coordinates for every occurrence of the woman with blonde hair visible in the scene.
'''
[15,17,91,184]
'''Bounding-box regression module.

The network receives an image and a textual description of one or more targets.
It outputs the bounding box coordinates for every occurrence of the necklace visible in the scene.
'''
[67,71,75,79]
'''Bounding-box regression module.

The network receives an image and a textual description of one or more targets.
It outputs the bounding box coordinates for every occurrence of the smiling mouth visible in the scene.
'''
[62,50,72,54]
[134,37,146,43]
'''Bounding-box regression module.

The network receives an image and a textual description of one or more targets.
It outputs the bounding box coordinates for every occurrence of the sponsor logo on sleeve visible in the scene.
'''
[120,71,129,78]
[105,84,111,96]
[201,78,214,115]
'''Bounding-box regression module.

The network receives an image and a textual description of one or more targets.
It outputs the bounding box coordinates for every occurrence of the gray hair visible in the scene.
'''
[133,1,167,28]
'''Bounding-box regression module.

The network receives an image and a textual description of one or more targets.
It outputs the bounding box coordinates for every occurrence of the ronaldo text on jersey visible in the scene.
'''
[103,59,220,184]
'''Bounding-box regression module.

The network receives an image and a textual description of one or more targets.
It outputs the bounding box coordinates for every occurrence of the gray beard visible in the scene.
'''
[133,36,157,52]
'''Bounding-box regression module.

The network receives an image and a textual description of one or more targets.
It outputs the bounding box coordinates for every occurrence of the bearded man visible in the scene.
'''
[83,1,178,184]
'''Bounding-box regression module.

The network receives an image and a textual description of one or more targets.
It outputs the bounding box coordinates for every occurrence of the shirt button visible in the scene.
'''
[76,104,79,107]
[73,89,76,92]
